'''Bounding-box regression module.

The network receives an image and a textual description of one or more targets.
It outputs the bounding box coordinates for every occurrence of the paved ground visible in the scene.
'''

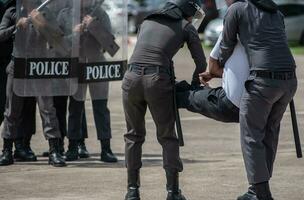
[0,39,303,200]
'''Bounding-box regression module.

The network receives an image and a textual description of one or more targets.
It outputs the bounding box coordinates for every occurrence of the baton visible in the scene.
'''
[36,0,54,12]
[170,64,184,147]
[289,99,302,158]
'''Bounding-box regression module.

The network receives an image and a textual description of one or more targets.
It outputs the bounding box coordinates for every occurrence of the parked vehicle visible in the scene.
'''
[204,0,304,46]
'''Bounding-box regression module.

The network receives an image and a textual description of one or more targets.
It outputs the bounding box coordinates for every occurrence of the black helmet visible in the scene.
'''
[169,0,202,18]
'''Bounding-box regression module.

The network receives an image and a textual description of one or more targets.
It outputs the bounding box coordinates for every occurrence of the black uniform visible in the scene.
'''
[123,8,207,173]
[0,6,37,139]
[219,0,297,199]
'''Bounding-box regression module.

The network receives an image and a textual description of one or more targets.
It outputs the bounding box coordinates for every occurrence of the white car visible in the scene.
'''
[204,1,304,46]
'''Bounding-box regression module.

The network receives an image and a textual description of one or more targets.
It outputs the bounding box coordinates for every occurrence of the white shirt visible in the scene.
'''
[209,33,249,108]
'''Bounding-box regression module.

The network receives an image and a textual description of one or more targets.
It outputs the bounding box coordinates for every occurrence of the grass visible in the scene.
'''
[289,42,304,55]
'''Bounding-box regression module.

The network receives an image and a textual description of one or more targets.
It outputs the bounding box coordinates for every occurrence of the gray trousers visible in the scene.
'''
[67,97,111,141]
[1,74,61,140]
[122,69,183,172]
[177,86,239,123]
[240,76,297,184]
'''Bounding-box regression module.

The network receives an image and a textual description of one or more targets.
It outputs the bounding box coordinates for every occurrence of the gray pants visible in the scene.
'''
[177,86,239,123]
[67,97,111,141]
[240,76,297,184]
[1,74,61,140]
[122,68,183,172]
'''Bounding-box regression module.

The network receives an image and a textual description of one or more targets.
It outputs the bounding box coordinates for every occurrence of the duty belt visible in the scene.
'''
[128,64,170,75]
[251,70,296,80]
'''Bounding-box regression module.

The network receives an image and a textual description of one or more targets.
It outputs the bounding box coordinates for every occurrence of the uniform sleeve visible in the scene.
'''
[184,24,207,86]
[218,3,241,68]
[0,7,16,43]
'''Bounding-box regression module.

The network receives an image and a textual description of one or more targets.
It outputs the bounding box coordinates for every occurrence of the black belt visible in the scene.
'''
[251,70,296,80]
[128,64,170,75]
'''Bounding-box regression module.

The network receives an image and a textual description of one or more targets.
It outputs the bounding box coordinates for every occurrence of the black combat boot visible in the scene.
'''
[125,170,140,200]
[65,139,79,161]
[23,136,37,161]
[43,138,65,157]
[0,139,14,166]
[237,182,274,200]
[78,139,90,158]
[100,139,118,163]
[14,139,37,162]
[48,138,66,167]
[166,171,187,200]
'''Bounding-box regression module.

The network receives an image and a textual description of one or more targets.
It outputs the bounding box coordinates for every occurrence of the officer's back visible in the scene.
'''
[130,17,189,68]
[221,0,296,71]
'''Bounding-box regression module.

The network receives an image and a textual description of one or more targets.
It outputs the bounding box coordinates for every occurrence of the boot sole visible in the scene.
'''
[48,161,67,167]
[14,156,38,162]
[100,159,118,163]
[0,162,14,166]
[79,154,90,158]
[125,197,140,200]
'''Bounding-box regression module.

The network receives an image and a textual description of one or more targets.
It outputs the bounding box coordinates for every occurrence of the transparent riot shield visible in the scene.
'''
[13,0,81,97]
[73,0,128,101]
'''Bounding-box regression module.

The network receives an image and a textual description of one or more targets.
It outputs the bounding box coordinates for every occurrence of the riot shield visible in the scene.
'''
[13,0,81,97]
[73,0,128,101]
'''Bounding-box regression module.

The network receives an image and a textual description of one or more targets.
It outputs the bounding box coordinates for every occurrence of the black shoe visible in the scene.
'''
[23,139,37,161]
[65,140,79,161]
[125,170,140,200]
[78,140,90,158]
[166,171,187,200]
[237,184,273,200]
[125,188,140,200]
[14,139,37,162]
[43,139,65,157]
[48,139,66,167]
[100,140,118,163]
[167,190,186,200]
[0,139,14,166]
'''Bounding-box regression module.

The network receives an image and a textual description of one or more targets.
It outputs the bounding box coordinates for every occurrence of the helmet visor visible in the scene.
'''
[191,2,205,30]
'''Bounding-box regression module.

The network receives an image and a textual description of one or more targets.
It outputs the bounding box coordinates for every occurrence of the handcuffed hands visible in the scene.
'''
[199,72,214,87]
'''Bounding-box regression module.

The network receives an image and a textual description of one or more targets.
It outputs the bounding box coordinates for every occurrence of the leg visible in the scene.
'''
[0,74,24,166]
[145,73,185,200]
[264,81,297,177]
[14,97,37,162]
[0,59,8,126]
[37,96,66,167]
[78,110,90,158]
[66,97,85,161]
[177,86,239,122]
[238,80,285,200]
[92,99,117,162]
[122,71,146,200]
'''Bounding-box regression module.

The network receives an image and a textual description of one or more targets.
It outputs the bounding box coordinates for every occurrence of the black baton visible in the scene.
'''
[289,99,302,158]
[170,65,184,147]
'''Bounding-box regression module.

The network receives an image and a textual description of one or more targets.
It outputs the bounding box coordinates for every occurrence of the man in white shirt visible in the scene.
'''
[177,33,249,122]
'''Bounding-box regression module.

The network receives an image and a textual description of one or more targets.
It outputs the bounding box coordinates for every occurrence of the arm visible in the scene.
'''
[185,24,207,87]
[218,3,241,68]
[0,7,16,43]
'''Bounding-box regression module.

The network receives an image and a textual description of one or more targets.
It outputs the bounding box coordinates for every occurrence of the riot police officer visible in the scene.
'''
[123,1,207,199]
[57,0,118,163]
[0,0,68,167]
[219,0,298,199]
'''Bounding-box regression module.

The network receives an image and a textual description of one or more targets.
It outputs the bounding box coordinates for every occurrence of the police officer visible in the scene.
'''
[0,0,66,167]
[0,0,38,162]
[123,1,207,199]
[219,0,298,199]
[57,0,117,163]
